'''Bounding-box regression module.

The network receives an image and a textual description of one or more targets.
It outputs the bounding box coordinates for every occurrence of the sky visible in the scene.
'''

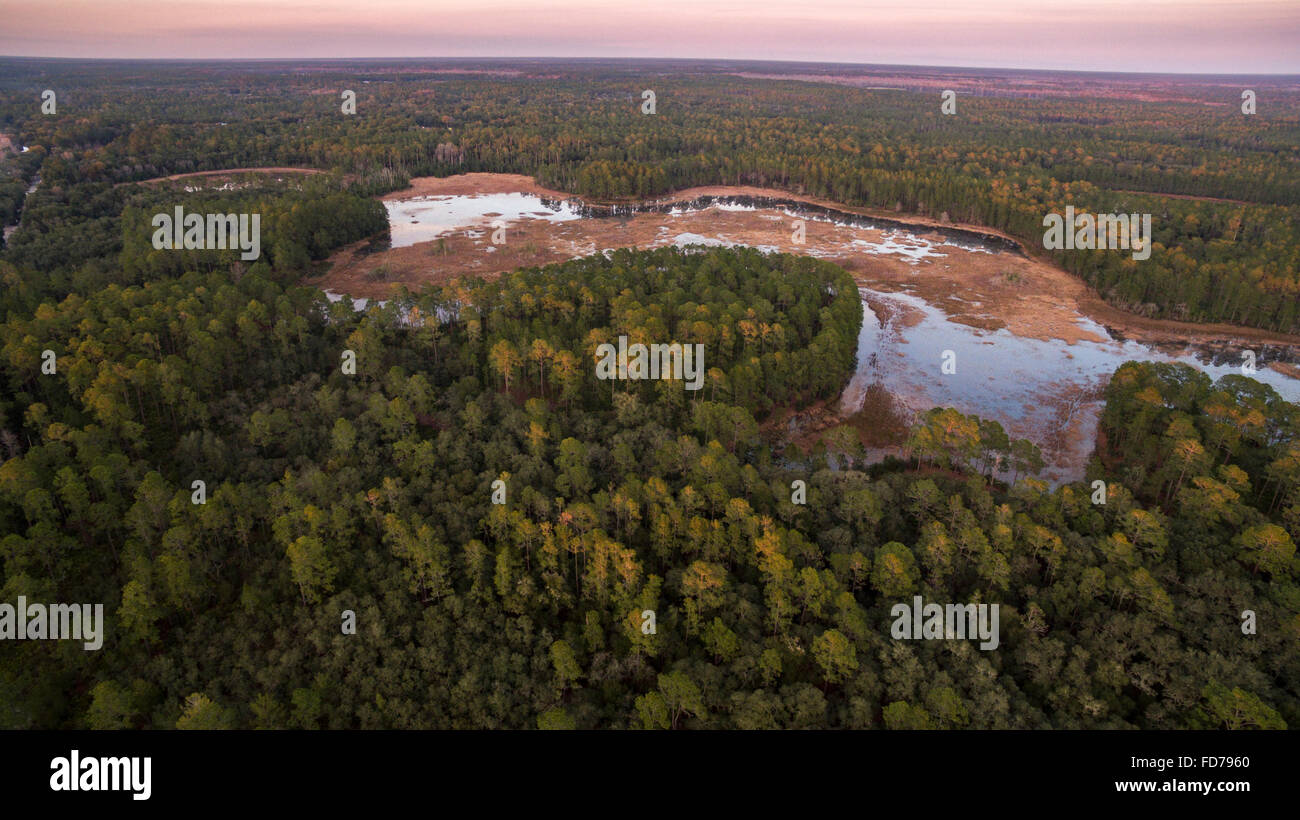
[1,0,1297,74]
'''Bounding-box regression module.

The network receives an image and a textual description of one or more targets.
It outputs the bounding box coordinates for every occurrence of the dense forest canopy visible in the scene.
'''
[0,60,1296,729]
[0,243,1295,728]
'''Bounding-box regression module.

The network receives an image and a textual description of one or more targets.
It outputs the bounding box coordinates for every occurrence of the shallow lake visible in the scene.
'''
[385,193,584,248]
[842,287,1300,482]
[340,189,1300,483]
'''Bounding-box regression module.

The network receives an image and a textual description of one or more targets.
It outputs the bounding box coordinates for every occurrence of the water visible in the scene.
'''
[365,188,1300,481]
[324,290,387,312]
[384,192,584,248]
[383,189,1018,255]
[841,288,1300,482]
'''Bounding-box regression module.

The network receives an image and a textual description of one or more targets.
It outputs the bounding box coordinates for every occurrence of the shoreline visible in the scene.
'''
[328,172,1300,351]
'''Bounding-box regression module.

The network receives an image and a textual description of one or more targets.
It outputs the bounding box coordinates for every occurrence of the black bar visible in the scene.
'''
[2,729,1285,809]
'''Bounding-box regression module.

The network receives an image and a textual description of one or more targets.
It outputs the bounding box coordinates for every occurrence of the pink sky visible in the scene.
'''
[1,0,1297,73]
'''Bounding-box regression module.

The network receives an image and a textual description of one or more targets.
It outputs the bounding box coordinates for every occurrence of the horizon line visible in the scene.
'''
[1,54,1297,79]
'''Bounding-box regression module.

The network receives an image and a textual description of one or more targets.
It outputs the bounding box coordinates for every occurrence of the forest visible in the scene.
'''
[0,60,1296,729]
[3,59,1298,331]
[0,242,1295,728]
